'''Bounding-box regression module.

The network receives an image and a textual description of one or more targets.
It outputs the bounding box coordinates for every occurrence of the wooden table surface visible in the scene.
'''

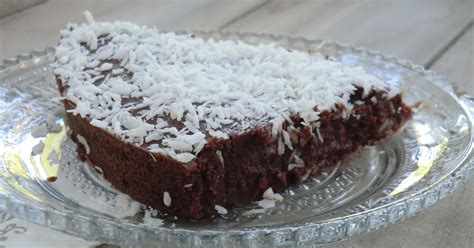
[1,1,473,247]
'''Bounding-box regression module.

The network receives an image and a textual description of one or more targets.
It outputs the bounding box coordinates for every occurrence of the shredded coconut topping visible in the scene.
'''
[54,11,398,163]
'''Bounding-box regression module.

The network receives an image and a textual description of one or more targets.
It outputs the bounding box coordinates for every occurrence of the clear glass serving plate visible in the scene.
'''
[0,31,473,247]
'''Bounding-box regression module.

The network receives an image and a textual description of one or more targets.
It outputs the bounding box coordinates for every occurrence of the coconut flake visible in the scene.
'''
[262,187,284,202]
[258,199,276,209]
[370,96,377,103]
[271,117,284,137]
[83,10,95,24]
[277,136,285,155]
[288,154,305,170]
[94,166,104,174]
[294,155,304,165]
[77,134,90,154]
[99,63,113,71]
[112,193,143,219]
[315,127,324,143]
[115,193,130,210]
[112,68,125,74]
[90,119,108,129]
[214,205,228,215]
[216,150,224,165]
[282,130,293,150]
[129,201,142,214]
[288,163,304,171]
[143,209,164,226]
[256,187,284,210]
[163,191,171,207]
[165,140,193,152]
[175,153,194,163]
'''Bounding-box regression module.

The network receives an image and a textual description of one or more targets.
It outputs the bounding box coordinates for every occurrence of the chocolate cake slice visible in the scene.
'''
[53,12,412,219]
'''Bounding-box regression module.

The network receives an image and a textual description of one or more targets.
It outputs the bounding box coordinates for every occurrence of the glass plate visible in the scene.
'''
[0,31,473,247]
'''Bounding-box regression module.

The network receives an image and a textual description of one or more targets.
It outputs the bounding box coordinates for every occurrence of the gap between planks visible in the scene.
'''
[219,0,271,29]
[0,0,46,19]
[425,20,473,69]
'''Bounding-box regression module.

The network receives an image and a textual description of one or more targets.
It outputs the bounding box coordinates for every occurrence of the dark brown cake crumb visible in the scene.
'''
[47,176,57,182]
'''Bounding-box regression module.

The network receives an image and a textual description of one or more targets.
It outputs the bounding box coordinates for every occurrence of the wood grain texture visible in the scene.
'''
[0,0,46,18]
[224,0,473,65]
[432,26,473,94]
[0,0,265,59]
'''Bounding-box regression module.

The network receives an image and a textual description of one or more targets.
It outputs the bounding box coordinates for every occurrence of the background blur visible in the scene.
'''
[0,0,473,247]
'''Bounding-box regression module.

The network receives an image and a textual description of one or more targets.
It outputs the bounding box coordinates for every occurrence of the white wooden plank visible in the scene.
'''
[0,0,265,59]
[225,0,473,65]
[432,26,473,94]
[0,0,46,18]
